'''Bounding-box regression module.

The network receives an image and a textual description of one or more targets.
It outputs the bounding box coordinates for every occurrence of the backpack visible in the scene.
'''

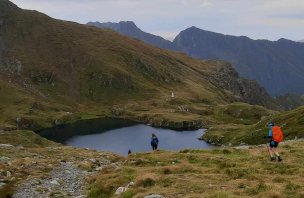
[272,126,284,143]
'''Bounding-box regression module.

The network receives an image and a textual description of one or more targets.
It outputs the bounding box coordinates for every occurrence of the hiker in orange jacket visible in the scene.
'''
[264,122,283,162]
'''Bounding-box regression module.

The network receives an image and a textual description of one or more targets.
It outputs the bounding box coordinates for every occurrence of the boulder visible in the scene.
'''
[0,144,13,148]
[144,195,165,198]
[127,181,135,187]
[50,180,60,185]
[114,187,128,195]
[95,167,103,171]
[6,171,11,177]
[0,156,10,162]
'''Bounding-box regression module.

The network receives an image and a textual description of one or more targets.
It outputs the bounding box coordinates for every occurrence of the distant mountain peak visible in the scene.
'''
[277,38,293,42]
[180,26,251,40]
[118,21,136,26]
[87,21,142,33]
[184,26,210,33]
[117,21,139,29]
[93,21,137,27]
[87,21,137,27]
[87,21,178,51]
[188,26,199,30]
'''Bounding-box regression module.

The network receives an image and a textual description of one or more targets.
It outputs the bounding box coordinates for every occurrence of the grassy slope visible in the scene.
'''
[88,141,304,198]
[203,106,304,146]
[275,94,304,110]
[1,130,304,198]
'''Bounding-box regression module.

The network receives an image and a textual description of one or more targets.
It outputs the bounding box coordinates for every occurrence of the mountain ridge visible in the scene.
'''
[87,21,177,50]
[88,21,304,97]
[174,26,304,96]
[0,1,278,131]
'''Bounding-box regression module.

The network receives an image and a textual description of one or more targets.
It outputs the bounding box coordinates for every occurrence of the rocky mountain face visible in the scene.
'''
[87,21,177,50]
[205,61,277,109]
[174,27,304,96]
[89,21,304,97]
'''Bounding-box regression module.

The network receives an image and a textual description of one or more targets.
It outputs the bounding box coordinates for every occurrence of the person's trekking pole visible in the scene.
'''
[265,142,272,158]
[264,136,272,158]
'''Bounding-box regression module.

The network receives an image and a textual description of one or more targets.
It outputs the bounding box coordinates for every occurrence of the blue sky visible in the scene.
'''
[10,0,304,41]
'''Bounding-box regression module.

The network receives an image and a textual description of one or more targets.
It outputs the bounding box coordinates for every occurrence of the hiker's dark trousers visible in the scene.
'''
[152,144,158,150]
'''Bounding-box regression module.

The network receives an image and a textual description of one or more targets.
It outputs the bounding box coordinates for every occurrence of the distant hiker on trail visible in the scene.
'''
[264,122,284,162]
[128,149,132,155]
[151,133,159,151]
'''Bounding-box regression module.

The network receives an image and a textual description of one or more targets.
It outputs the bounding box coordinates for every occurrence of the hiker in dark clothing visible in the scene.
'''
[264,122,283,162]
[151,133,159,151]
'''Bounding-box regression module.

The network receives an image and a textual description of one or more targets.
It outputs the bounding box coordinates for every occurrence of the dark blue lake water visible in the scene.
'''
[38,119,214,156]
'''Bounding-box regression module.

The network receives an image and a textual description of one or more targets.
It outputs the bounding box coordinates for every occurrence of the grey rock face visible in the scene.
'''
[206,62,278,109]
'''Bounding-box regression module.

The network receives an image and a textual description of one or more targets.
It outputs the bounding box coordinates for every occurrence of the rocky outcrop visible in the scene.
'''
[131,114,206,130]
[206,61,279,109]
[0,58,22,75]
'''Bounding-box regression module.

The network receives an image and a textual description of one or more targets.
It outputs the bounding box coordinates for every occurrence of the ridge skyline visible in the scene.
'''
[10,0,304,42]
[88,20,301,43]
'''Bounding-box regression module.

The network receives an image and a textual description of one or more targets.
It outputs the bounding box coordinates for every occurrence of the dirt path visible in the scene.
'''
[11,151,119,198]
[13,161,91,198]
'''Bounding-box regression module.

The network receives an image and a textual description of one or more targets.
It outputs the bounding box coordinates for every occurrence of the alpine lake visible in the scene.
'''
[38,118,215,156]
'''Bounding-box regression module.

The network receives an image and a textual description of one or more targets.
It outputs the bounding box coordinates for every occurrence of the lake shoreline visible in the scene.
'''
[35,116,206,138]
[36,118,213,156]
